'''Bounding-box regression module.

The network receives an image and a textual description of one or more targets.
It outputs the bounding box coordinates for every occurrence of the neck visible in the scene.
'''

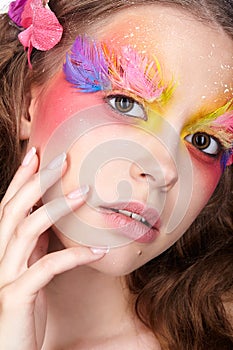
[46,265,132,337]
[42,234,149,349]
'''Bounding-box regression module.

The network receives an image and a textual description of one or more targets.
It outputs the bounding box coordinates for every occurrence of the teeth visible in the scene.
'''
[132,212,143,221]
[118,209,132,217]
[115,209,149,226]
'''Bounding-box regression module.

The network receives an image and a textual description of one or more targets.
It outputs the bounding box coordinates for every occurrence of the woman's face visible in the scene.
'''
[28,5,233,275]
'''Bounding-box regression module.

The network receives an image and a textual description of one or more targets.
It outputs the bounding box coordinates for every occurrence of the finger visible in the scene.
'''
[28,232,49,266]
[0,149,38,258]
[0,153,67,258]
[0,147,38,212]
[1,247,106,304]
[0,186,89,284]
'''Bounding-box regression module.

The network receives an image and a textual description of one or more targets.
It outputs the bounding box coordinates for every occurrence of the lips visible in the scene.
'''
[99,202,161,243]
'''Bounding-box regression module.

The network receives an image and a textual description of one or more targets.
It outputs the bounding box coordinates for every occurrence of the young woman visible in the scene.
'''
[0,0,232,349]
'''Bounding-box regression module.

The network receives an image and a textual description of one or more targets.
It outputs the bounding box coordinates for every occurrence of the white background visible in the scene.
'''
[0,0,12,14]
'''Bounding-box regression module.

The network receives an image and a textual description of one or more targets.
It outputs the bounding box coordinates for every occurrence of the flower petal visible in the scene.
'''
[20,0,34,27]
[18,23,33,48]
[30,7,63,51]
[8,0,27,26]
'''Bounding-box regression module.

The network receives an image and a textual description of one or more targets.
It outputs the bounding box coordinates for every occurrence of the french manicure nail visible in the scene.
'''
[46,153,66,170]
[90,247,110,254]
[22,147,36,166]
[67,185,90,199]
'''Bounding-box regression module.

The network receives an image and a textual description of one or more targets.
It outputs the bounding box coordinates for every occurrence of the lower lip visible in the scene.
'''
[102,211,160,243]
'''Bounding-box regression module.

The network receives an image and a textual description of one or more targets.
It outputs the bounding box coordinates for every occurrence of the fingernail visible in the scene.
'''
[90,247,110,254]
[46,153,66,170]
[22,147,36,166]
[67,185,89,199]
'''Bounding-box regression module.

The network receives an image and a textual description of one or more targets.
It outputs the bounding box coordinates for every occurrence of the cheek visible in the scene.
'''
[192,156,222,202]
[60,124,134,196]
[94,160,132,203]
[29,72,104,152]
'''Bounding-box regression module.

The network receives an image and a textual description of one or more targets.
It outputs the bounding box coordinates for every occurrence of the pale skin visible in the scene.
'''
[0,5,233,350]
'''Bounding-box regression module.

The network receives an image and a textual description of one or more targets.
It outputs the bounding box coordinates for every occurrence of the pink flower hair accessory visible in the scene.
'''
[8,0,63,67]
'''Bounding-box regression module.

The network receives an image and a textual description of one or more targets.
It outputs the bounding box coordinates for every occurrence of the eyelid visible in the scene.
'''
[104,89,145,105]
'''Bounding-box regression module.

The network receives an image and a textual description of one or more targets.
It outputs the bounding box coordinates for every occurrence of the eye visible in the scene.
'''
[185,132,220,156]
[106,95,146,120]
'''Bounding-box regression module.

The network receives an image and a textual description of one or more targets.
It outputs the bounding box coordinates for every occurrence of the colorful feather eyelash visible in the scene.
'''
[64,35,165,101]
[183,101,233,169]
[208,110,233,150]
[221,149,233,169]
[183,101,233,149]
[214,110,233,168]
[102,45,164,101]
[64,36,109,92]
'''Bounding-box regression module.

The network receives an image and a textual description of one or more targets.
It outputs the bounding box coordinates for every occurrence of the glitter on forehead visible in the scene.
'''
[64,35,174,103]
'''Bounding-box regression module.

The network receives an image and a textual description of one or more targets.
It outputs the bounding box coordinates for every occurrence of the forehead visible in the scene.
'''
[91,5,233,59]
[89,5,233,109]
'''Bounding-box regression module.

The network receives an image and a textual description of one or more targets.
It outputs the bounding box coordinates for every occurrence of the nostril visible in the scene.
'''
[130,160,178,190]
[140,172,156,182]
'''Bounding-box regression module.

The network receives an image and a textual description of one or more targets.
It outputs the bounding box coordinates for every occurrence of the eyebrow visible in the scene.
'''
[63,35,174,103]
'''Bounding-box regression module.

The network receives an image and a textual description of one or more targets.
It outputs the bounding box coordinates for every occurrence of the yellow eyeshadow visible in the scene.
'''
[141,107,164,132]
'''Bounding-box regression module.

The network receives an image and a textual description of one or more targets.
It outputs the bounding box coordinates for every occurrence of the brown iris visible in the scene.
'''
[114,96,134,113]
[192,132,211,150]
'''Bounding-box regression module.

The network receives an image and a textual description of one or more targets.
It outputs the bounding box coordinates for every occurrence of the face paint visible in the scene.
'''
[28,72,106,151]
[63,35,177,150]
[28,5,233,270]
[64,35,233,170]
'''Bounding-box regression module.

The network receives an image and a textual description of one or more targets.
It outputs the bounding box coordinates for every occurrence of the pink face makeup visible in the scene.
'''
[29,72,105,151]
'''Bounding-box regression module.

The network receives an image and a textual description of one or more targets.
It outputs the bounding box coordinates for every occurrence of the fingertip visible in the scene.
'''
[90,247,110,255]
[19,147,39,175]
[21,147,37,167]
[66,185,90,199]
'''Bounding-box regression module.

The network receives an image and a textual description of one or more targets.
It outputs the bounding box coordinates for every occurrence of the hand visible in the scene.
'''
[0,148,105,350]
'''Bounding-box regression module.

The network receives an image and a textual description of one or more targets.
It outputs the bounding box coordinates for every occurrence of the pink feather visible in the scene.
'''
[212,110,233,132]
[104,45,164,101]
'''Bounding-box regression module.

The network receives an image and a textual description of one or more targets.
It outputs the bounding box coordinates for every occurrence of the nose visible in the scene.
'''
[129,140,178,191]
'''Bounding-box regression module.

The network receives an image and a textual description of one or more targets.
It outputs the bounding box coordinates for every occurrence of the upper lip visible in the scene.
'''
[99,201,161,229]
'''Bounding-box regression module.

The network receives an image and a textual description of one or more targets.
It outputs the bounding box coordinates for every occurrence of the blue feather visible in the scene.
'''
[63,36,110,93]
[221,148,233,171]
